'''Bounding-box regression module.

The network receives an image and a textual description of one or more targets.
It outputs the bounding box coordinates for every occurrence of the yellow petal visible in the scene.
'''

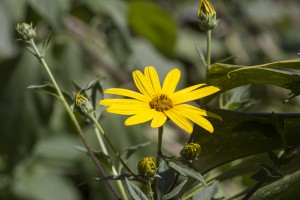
[175,104,222,121]
[125,109,157,126]
[161,68,180,96]
[99,99,144,106]
[104,88,151,102]
[144,66,161,95]
[169,84,206,100]
[173,86,220,104]
[165,109,193,133]
[151,112,167,128]
[106,104,150,115]
[172,106,214,133]
[133,70,155,98]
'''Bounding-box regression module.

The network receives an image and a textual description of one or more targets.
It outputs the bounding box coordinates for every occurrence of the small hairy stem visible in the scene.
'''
[29,39,121,200]
[147,180,155,200]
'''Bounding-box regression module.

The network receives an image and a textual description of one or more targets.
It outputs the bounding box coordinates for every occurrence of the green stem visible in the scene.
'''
[156,126,164,167]
[94,127,128,200]
[147,180,154,200]
[29,39,121,200]
[154,126,164,199]
[89,115,145,183]
[206,30,212,70]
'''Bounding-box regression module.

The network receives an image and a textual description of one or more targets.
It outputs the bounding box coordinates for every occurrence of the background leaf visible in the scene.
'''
[191,182,218,200]
[129,1,177,57]
[193,110,300,174]
[27,0,71,26]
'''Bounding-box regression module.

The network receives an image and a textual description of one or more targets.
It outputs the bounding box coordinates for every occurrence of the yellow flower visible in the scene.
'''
[197,0,216,17]
[99,66,221,133]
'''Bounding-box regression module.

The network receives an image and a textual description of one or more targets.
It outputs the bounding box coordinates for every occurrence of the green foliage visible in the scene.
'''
[125,178,148,200]
[161,180,187,200]
[191,182,218,200]
[167,159,206,186]
[28,84,73,104]
[129,1,177,57]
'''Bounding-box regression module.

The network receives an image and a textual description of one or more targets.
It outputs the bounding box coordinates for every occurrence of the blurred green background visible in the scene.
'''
[0,0,300,199]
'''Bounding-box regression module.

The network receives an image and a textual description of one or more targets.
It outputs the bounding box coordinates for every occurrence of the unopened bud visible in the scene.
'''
[75,92,94,116]
[137,157,156,178]
[15,23,36,41]
[180,143,201,161]
[197,0,218,31]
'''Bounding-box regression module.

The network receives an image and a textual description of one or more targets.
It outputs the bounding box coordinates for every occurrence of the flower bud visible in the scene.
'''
[137,157,156,177]
[15,23,36,41]
[75,92,94,116]
[197,0,218,31]
[180,143,201,161]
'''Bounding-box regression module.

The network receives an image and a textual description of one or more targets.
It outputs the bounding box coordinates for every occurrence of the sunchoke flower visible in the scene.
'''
[99,66,221,133]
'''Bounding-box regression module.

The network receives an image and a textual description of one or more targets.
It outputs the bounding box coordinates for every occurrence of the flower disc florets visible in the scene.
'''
[149,94,173,112]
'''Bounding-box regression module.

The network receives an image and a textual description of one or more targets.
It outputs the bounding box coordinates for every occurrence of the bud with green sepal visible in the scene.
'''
[197,0,218,31]
[137,157,157,179]
[15,22,36,41]
[180,143,201,161]
[75,92,94,117]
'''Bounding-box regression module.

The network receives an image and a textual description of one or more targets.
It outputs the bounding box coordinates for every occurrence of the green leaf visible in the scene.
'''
[191,182,218,200]
[125,178,148,200]
[28,84,73,104]
[129,1,177,57]
[122,141,151,160]
[162,180,187,200]
[158,160,176,194]
[250,169,300,200]
[42,30,52,53]
[168,160,206,186]
[220,85,257,111]
[207,59,300,102]
[192,110,300,174]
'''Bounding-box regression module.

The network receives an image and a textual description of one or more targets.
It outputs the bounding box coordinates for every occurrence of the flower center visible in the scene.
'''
[149,94,173,112]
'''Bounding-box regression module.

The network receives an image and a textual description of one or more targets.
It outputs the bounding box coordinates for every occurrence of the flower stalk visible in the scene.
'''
[24,37,121,199]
